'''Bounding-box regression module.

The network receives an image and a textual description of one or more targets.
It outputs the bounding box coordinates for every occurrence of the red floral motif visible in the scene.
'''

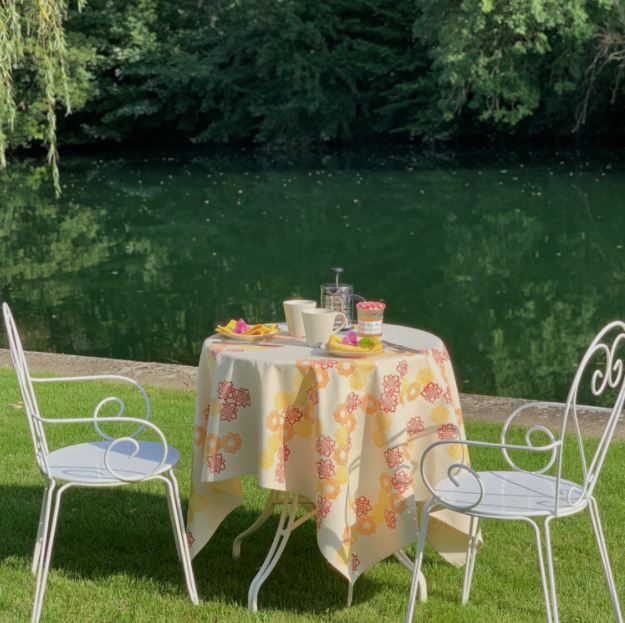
[220,402,238,422]
[235,388,251,407]
[396,360,408,377]
[275,462,285,483]
[203,404,211,419]
[432,347,450,366]
[186,531,195,547]
[352,496,372,517]
[384,445,404,469]
[307,386,319,405]
[391,469,412,494]
[346,392,360,414]
[317,435,336,457]
[207,453,226,473]
[378,392,399,413]
[383,374,401,395]
[217,380,234,400]
[317,458,335,480]
[407,416,425,437]
[437,424,458,440]
[351,553,360,571]
[421,382,442,403]
[317,359,336,370]
[444,386,453,406]
[282,405,303,425]
[216,381,251,421]
[278,444,291,462]
[384,509,397,529]
[317,495,332,519]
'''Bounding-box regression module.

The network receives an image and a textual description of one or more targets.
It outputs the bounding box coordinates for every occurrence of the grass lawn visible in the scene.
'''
[0,368,623,622]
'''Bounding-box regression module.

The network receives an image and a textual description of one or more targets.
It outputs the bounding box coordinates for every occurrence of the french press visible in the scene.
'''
[320,267,365,329]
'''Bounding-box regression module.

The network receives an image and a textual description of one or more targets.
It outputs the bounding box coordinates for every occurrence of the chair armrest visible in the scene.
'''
[501,400,614,473]
[33,413,169,482]
[503,400,613,429]
[420,437,562,511]
[31,374,151,439]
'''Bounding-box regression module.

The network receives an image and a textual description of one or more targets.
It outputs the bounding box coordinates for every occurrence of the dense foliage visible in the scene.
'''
[2,0,625,163]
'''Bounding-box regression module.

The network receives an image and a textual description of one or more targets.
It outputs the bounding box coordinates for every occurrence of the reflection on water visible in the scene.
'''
[1,147,624,401]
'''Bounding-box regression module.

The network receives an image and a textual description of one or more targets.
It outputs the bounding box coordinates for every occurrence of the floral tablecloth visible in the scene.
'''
[187,324,479,584]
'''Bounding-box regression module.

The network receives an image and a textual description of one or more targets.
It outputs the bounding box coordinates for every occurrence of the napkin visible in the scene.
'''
[327,334,383,353]
[216,319,279,336]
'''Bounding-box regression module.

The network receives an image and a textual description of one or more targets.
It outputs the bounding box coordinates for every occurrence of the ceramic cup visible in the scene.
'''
[302,308,348,348]
[283,299,317,337]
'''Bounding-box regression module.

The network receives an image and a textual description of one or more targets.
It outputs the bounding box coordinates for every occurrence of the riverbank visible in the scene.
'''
[1,348,621,439]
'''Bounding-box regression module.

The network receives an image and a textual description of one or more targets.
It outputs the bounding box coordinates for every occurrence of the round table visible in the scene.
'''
[187,323,478,609]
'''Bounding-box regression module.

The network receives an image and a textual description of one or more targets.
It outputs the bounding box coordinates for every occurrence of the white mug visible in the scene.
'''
[302,308,348,348]
[283,299,317,337]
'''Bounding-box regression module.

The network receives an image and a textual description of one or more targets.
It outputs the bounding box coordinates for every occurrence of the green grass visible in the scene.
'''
[0,368,623,622]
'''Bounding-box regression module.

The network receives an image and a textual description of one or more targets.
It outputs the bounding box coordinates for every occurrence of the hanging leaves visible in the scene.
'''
[0,0,85,195]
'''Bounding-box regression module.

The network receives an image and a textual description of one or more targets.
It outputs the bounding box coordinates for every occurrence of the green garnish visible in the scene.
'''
[359,337,374,349]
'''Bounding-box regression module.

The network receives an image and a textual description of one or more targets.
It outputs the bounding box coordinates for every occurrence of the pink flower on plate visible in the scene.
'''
[341,331,359,346]
[234,318,248,334]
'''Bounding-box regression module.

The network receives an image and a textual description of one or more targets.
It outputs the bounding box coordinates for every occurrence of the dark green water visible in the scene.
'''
[1,146,624,401]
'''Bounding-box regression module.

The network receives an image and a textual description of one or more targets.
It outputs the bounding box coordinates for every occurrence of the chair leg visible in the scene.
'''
[461,515,481,605]
[233,490,281,559]
[32,482,69,623]
[164,482,182,563]
[589,497,624,623]
[32,481,54,576]
[543,516,559,623]
[405,500,434,623]
[524,518,553,623]
[393,550,427,602]
[163,473,199,605]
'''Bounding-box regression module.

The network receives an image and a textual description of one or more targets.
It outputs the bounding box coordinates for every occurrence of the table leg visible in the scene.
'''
[394,550,427,602]
[247,492,317,612]
[233,490,282,559]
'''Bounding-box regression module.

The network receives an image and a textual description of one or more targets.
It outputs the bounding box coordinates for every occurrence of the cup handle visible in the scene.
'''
[353,294,366,303]
[332,312,348,334]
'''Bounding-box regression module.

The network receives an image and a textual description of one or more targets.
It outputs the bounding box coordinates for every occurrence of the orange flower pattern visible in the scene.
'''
[191,336,472,586]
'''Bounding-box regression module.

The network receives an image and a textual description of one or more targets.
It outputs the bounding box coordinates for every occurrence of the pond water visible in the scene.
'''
[1,145,624,401]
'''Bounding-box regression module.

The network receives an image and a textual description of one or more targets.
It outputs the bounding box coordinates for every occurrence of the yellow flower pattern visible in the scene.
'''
[189,336,475,585]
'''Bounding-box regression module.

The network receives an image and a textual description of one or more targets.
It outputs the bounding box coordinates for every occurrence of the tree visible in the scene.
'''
[416,0,596,128]
[0,0,86,194]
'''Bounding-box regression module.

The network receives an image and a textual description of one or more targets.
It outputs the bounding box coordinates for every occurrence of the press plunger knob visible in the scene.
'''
[331,267,343,286]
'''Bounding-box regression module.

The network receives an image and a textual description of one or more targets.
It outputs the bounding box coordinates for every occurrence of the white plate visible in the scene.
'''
[214,329,279,342]
[319,347,386,359]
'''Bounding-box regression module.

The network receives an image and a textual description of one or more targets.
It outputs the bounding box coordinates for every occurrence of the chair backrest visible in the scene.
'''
[2,303,50,474]
[557,320,625,510]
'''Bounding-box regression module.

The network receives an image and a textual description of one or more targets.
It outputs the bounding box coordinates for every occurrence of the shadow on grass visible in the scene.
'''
[0,483,390,614]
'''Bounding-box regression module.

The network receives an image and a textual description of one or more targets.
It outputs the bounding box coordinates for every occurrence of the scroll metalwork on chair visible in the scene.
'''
[2,303,199,623]
[405,320,625,623]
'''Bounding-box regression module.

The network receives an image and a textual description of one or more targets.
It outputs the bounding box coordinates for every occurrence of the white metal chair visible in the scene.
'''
[2,303,199,623]
[406,320,625,623]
